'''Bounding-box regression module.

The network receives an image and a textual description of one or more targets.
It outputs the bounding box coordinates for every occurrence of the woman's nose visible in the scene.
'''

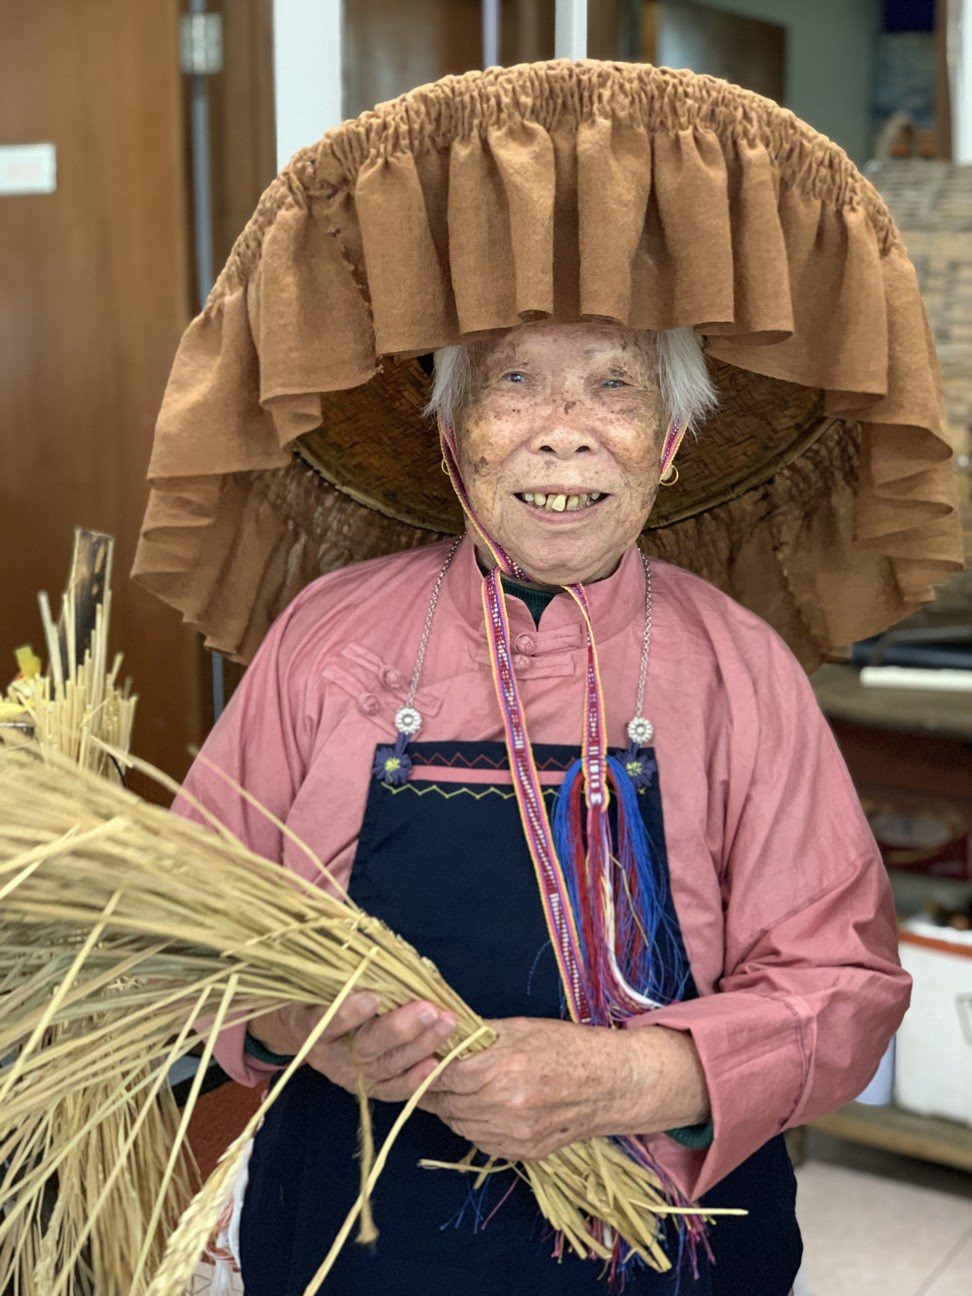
[529,422,596,456]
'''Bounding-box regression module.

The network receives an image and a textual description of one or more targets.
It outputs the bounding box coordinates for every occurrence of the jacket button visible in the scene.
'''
[380,666,404,689]
[513,654,530,672]
[515,633,535,653]
[359,692,381,716]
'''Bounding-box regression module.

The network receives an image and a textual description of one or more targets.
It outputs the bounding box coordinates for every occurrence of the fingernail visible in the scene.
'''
[419,1007,437,1026]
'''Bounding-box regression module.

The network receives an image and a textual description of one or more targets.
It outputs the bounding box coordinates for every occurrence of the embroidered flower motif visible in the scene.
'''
[372,743,413,786]
[622,746,657,790]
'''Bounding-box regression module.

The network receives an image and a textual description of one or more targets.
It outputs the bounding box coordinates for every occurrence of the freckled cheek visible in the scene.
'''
[606,451,662,517]
[609,436,661,477]
[459,451,512,519]
[600,412,662,452]
[602,400,656,425]
[462,409,520,454]
[461,422,522,494]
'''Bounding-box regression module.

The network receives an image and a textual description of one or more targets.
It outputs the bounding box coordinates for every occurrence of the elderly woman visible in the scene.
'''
[139,62,961,1296]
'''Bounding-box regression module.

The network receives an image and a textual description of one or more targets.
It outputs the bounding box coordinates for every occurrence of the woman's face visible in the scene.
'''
[448,321,667,586]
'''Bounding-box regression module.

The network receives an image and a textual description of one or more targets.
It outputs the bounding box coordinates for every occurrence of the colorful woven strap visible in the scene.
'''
[441,426,659,1023]
[440,423,709,1278]
[480,568,591,1021]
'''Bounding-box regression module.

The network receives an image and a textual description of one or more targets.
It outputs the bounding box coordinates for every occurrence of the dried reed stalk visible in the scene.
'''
[1,530,136,776]
[0,744,742,1295]
[0,532,175,1296]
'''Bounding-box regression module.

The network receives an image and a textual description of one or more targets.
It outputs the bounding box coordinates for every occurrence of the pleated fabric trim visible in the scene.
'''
[133,60,962,668]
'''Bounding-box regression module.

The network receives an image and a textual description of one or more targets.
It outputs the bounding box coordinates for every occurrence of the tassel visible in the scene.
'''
[550,759,589,969]
[551,752,690,1023]
[606,754,691,1008]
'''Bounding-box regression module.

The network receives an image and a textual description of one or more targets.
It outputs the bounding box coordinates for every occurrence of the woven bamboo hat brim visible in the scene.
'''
[133,60,963,669]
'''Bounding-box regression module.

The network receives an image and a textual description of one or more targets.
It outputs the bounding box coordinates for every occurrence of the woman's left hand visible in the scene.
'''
[420,1016,630,1161]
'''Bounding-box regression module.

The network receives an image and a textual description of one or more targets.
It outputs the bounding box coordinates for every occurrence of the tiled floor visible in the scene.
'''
[793,1133,972,1296]
[189,1135,972,1294]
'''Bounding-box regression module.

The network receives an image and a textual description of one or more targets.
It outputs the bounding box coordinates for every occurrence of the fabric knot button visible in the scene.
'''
[513,654,530,672]
[358,692,381,716]
[380,666,404,689]
[514,633,535,653]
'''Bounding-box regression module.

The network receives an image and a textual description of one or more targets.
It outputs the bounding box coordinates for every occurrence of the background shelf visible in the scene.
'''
[810,1102,972,1173]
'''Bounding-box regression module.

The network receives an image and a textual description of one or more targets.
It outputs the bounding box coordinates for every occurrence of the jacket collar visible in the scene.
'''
[444,532,647,649]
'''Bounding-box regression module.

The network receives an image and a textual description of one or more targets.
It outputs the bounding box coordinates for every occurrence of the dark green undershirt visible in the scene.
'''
[501,575,558,626]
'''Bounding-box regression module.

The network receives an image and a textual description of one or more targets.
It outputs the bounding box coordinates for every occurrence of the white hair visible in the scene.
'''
[424,326,718,435]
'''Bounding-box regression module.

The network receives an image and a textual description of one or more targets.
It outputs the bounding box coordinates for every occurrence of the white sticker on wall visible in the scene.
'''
[0,143,57,195]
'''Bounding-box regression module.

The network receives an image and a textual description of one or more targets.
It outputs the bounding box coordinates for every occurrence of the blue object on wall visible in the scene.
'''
[883,1,935,33]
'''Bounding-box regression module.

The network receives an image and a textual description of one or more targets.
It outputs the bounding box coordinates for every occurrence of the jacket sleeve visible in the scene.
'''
[170,596,313,1086]
[625,630,912,1199]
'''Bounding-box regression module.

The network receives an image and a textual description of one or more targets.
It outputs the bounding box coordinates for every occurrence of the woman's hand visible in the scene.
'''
[420,1017,615,1160]
[248,995,456,1102]
[422,1017,710,1162]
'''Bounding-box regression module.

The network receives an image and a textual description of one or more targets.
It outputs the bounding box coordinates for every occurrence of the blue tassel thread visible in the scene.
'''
[550,748,691,1018]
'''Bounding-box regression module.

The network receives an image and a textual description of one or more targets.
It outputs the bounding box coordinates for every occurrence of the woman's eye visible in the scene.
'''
[502,371,526,383]
[603,378,627,389]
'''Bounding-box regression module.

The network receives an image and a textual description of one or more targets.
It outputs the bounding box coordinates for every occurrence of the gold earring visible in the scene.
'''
[659,462,679,486]
[440,457,450,475]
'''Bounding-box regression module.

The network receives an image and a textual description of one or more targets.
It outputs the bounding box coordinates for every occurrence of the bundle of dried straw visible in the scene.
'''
[1,529,135,775]
[0,742,740,1295]
[1,530,174,1296]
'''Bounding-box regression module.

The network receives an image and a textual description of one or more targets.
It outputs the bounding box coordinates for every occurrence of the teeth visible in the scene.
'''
[519,491,605,511]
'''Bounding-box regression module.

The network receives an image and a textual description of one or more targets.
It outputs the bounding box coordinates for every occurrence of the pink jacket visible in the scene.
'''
[174,535,910,1201]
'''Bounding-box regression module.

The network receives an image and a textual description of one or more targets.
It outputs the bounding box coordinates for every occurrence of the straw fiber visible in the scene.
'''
[132,60,963,669]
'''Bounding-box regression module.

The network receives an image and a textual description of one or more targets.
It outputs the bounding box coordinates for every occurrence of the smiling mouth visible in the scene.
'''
[514,491,608,514]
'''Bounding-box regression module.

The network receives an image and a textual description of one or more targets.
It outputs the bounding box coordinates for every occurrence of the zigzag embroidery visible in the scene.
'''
[415,749,573,773]
[384,781,647,801]
[386,781,560,802]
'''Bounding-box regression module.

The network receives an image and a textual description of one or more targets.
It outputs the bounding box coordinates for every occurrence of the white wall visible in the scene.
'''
[955,0,972,163]
[273,0,343,170]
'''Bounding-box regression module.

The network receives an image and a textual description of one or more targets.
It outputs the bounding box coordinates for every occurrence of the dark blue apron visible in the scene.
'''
[239,741,802,1295]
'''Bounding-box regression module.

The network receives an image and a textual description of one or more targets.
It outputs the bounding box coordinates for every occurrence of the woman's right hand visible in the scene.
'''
[248,995,457,1102]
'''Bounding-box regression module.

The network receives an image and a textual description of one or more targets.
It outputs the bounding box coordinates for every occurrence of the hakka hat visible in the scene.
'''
[133,60,963,669]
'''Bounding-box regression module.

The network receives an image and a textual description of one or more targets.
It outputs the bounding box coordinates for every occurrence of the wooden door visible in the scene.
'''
[0,0,203,788]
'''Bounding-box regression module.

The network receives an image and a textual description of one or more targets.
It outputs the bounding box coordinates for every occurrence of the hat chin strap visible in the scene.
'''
[439,422,526,581]
[659,418,687,481]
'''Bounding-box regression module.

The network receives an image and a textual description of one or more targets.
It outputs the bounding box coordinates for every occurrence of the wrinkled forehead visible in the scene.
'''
[472,320,655,373]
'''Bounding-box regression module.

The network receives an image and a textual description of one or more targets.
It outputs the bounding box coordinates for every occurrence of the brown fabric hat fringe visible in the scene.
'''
[133,60,963,669]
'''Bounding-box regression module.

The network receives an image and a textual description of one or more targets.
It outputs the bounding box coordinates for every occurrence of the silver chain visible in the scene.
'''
[626,553,655,748]
[633,552,652,717]
[396,539,655,747]
[394,536,462,736]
